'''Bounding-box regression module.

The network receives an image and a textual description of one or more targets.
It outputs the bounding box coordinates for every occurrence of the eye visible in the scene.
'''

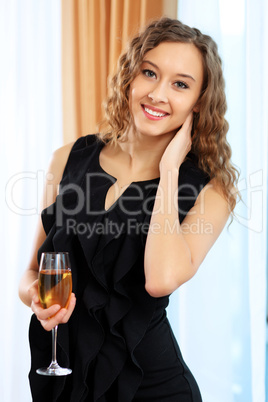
[142,69,156,79]
[174,81,189,89]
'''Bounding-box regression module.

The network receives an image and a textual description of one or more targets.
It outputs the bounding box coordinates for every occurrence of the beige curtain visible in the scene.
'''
[61,0,177,144]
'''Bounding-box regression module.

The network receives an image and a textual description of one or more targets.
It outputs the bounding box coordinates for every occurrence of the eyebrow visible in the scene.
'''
[142,60,196,82]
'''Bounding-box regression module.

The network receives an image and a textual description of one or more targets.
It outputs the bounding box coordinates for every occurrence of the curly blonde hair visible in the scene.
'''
[98,17,239,213]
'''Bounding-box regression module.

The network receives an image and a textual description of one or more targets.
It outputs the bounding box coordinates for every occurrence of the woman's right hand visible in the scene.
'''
[28,280,76,331]
[159,112,193,173]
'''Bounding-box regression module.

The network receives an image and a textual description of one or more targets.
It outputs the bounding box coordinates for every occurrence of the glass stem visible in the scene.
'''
[51,325,58,365]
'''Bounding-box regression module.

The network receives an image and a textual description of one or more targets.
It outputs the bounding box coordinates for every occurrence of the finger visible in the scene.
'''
[51,294,76,325]
[186,111,194,123]
[173,113,193,141]
[38,294,76,331]
[40,305,74,331]
[32,302,61,320]
[31,292,40,304]
[60,294,76,323]
[182,112,193,131]
[40,308,69,331]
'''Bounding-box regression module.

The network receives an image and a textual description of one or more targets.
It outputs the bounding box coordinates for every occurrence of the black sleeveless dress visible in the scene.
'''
[29,135,209,401]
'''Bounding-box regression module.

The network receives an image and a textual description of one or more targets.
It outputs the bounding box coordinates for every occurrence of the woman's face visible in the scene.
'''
[129,41,204,139]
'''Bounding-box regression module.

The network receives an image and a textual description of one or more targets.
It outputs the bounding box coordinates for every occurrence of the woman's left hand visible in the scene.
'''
[28,280,76,331]
[160,112,193,173]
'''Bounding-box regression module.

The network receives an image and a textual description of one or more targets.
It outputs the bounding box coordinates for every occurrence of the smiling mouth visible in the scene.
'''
[141,105,169,119]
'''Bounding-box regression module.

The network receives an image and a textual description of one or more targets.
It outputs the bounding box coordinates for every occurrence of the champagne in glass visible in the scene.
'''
[38,269,72,309]
[36,252,72,376]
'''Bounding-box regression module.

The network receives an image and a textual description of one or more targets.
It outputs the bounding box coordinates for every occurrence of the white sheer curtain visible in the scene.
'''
[0,1,62,401]
[167,1,267,401]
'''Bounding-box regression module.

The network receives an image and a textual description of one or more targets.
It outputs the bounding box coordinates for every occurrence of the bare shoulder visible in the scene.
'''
[197,178,229,205]
[49,142,75,171]
[47,142,75,183]
[193,177,231,227]
[40,141,75,210]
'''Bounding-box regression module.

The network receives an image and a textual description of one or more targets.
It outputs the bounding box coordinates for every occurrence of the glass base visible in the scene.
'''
[36,363,72,376]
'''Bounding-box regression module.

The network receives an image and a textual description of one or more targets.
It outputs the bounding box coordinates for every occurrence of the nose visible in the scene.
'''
[148,81,168,103]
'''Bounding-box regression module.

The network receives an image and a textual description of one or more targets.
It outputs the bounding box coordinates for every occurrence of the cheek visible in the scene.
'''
[129,82,138,99]
[171,104,191,127]
[129,87,143,116]
[130,76,148,101]
[173,96,198,117]
[172,99,189,119]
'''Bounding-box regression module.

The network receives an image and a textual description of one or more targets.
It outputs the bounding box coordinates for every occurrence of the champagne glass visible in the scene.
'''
[36,252,72,376]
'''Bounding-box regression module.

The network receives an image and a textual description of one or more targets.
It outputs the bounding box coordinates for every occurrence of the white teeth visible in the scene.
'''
[144,107,166,117]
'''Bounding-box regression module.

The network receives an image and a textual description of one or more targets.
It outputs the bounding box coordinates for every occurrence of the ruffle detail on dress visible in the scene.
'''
[70,205,157,402]
[30,191,157,402]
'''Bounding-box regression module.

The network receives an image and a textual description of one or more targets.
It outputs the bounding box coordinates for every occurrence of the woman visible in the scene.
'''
[19,17,238,401]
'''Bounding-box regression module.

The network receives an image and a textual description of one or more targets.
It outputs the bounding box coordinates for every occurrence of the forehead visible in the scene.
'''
[142,42,203,80]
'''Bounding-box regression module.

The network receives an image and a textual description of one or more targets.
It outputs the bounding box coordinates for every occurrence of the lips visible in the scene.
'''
[141,104,169,120]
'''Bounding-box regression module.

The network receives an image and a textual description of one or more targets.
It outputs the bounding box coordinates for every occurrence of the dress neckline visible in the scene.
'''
[95,141,159,212]
[97,141,160,186]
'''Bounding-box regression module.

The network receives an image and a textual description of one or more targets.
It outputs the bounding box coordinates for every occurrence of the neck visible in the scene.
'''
[118,127,175,167]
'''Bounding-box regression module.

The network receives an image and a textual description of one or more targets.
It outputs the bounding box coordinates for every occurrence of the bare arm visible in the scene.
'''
[144,115,230,297]
[18,142,76,330]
